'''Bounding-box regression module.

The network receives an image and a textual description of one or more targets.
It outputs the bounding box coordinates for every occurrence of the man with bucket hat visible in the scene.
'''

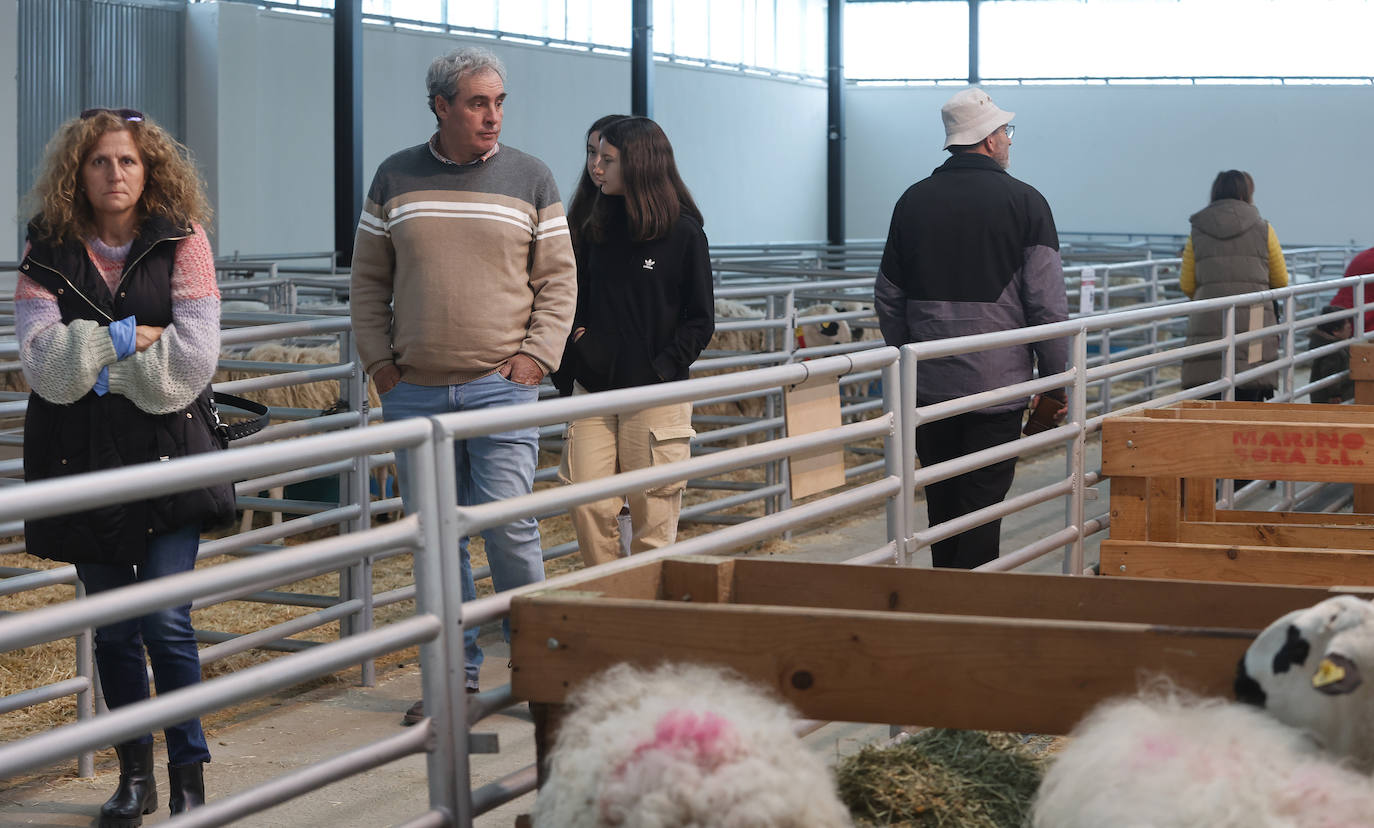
[874,87,1069,569]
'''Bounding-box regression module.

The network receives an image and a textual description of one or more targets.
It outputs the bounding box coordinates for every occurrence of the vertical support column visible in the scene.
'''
[414,424,470,823]
[339,330,375,686]
[900,344,919,565]
[882,353,907,564]
[1349,344,1374,513]
[76,584,95,778]
[334,0,363,267]
[967,0,981,85]
[631,0,653,118]
[1064,328,1088,575]
[826,0,844,252]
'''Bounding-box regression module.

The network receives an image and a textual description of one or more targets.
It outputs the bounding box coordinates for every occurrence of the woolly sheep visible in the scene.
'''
[696,299,772,424]
[531,662,853,828]
[1235,594,1374,770]
[834,300,880,343]
[216,343,380,413]
[706,297,770,357]
[1030,686,1374,827]
[795,303,852,350]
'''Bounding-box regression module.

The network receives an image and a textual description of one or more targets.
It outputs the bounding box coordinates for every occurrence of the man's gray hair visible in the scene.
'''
[426,47,507,116]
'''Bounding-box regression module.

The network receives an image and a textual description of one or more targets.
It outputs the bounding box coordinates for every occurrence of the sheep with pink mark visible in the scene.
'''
[1032,595,1374,827]
[1030,686,1374,827]
[530,662,853,828]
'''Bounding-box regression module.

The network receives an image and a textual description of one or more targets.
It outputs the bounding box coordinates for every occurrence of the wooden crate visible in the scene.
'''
[509,556,1362,736]
[1102,399,1374,584]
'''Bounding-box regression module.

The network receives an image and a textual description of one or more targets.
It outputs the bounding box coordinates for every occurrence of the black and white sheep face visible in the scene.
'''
[1235,594,1374,768]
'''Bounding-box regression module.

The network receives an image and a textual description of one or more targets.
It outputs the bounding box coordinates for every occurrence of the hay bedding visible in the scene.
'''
[836,728,1062,827]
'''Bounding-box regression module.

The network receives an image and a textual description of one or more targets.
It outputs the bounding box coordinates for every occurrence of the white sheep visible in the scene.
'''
[1031,685,1374,827]
[216,342,380,413]
[834,300,880,343]
[706,297,769,357]
[696,299,773,426]
[1235,594,1374,771]
[795,303,852,350]
[531,662,853,828]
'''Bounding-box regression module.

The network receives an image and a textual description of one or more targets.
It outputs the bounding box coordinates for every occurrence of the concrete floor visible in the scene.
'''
[3,437,1302,827]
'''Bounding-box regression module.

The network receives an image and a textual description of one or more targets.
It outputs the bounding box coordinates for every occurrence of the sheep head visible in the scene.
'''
[1236,594,1374,769]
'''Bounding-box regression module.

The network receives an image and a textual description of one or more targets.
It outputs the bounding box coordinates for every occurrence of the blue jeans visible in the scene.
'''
[75,523,211,766]
[381,373,546,683]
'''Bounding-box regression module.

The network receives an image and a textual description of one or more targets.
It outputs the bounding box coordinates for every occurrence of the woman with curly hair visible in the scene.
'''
[18,108,233,826]
[555,117,714,566]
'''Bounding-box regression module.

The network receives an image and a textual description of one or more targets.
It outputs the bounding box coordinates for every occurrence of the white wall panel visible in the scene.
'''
[846,84,1374,248]
[181,8,827,255]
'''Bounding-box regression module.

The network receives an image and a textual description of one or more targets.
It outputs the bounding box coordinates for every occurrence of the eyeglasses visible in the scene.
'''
[1003,124,1015,140]
[80,108,144,122]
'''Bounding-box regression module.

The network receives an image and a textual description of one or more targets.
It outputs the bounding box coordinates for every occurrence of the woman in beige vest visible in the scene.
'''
[1180,170,1288,399]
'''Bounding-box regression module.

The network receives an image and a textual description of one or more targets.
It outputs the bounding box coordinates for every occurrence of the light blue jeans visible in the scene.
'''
[381,373,545,683]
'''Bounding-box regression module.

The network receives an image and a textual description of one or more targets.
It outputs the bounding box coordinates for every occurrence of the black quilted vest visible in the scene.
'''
[19,217,235,565]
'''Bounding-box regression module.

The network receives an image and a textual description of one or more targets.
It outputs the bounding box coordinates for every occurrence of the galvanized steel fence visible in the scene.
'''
[0,262,1370,824]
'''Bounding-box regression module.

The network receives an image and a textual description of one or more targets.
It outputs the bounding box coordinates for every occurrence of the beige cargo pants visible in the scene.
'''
[558,395,696,567]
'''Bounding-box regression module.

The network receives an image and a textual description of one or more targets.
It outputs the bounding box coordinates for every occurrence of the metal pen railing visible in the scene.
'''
[0,245,1370,825]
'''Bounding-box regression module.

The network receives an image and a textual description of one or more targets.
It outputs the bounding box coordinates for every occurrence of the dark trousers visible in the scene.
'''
[75,523,211,766]
[916,409,1023,569]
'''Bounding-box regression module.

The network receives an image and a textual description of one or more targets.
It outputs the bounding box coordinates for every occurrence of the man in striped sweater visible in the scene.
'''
[350,46,576,718]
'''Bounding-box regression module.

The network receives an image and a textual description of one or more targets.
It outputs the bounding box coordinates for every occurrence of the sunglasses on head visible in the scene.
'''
[80,108,144,122]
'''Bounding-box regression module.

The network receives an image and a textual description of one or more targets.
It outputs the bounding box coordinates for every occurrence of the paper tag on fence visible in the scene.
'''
[784,375,845,500]
[1079,267,1096,315]
[1247,304,1264,365]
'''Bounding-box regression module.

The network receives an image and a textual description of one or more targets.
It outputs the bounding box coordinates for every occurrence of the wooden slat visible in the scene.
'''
[725,558,1344,629]
[660,557,734,604]
[1357,484,1374,515]
[1179,520,1374,550]
[1148,399,1374,417]
[1148,476,1181,542]
[1349,344,1374,381]
[1135,407,1374,424]
[1109,475,1149,541]
[510,594,1253,734]
[1183,478,1216,522]
[1353,357,1374,510]
[1101,539,1374,586]
[1213,510,1374,527]
[1103,418,1374,482]
[526,559,665,600]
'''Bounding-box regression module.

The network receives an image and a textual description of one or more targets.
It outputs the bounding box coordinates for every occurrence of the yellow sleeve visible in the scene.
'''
[1180,236,1196,298]
[1267,224,1288,288]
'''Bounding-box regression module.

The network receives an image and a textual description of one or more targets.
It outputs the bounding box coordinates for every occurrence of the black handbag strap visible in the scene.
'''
[211,392,270,442]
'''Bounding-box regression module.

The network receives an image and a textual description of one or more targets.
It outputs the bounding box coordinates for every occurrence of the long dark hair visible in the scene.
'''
[1210,170,1255,204]
[566,114,628,244]
[588,117,703,244]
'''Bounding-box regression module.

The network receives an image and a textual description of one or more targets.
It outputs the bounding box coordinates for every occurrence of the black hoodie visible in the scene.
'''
[553,197,715,394]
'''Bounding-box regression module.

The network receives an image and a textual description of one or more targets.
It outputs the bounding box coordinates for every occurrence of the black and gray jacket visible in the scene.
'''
[874,152,1069,413]
[20,217,235,565]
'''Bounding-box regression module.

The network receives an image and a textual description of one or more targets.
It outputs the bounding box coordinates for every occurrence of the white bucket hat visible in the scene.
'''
[941,87,1014,149]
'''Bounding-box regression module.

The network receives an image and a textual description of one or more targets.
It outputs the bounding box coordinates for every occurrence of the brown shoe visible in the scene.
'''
[401,684,478,726]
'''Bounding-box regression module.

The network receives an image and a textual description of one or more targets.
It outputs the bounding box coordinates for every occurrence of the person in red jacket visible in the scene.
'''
[1330,247,1374,333]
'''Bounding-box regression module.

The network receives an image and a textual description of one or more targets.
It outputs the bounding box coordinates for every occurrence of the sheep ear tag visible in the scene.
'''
[1313,654,1362,695]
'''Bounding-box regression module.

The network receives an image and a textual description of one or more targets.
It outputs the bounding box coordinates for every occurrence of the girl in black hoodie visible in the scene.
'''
[554,117,714,567]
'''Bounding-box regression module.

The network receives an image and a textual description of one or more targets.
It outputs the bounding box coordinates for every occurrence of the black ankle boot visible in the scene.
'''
[98,742,157,828]
[168,761,206,814]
